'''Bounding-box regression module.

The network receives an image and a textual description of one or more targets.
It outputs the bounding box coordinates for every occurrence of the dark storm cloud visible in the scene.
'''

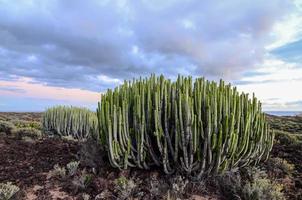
[0,0,293,91]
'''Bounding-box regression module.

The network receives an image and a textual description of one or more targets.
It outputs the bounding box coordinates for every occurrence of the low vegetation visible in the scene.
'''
[0,119,42,140]
[13,127,42,140]
[242,177,285,200]
[217,167,286,200]
[66,161,80,176]
[49,164,67,179]
[0,182,20,200]
[11,119,41,130]
[267,114,302,134]
[0,120,15,134]
[0,112,301,199]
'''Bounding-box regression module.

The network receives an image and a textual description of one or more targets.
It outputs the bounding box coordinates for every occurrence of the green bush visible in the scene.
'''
[71,171,93,191]
[217,171,243,199]
[0,120,15,134]
[267,115,302,134]
[265,157,294,177]
[43,106,98,139]
[243,178,285,200]
[0,116,7,121]
[13,127,42,139]
[66,161,80,176]
[98,75,274,176]
[114,176,136,199]
[274,130,302,145]
[0,182,20,200]
[242,168,285,200]
[82,193,90,200]
[49,164,66,179]
[0,132,6,137]
[218,167,285,200]
[11,119,41,130]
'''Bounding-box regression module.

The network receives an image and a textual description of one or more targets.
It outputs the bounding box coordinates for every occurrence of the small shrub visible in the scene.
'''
[114,176,136,200]
[81,193,90,200]
[169,176,189,198]
[50,164,66,179]
[218,167,286,200]
[0,182,20,200]
[81,173,93,188]
[217,171,243,200]
[265,157,295,177]
[11,120,41,130]
[243,167,267,182]
[150,177,161,197]
[12,127,42,139]
[0,116,7,121]
[0,120,15,134]
[148,173,169,198]
[149,176,163,197]
[275,130,301,145]
[66,161,80,176]
[71,170,93,192]
[78,138,104,171]
[243,178,285,200]
[0,132,6,137]
[95,190,111,200]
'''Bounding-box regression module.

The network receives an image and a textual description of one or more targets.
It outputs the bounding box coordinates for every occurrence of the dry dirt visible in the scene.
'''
[1,112,302,200]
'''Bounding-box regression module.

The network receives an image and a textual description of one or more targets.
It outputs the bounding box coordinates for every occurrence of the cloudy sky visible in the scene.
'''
[0,0,302,111]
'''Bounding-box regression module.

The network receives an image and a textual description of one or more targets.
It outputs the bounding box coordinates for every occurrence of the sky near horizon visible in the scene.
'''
[0,0,302,111]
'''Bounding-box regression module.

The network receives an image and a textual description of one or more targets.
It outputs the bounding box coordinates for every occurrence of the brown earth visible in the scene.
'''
[269,142,302,199]
[0,136,79,199]
[0,136,220,199]
[0,137,78,186]
[0,112,302,199]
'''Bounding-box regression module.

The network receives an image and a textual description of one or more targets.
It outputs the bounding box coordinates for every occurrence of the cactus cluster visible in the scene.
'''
[97,75,274,176]
[43,106,98,139]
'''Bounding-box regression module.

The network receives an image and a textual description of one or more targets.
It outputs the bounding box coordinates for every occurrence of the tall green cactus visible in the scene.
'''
[97,74,274,176]
[43,106,98,139]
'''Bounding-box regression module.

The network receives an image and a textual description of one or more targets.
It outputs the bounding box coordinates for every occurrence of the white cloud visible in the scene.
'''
[26,55,37,62]
[236,0,302,111]
[0,0,293,90]
[0,0,301,111]
[236,57,302,110]
[240,58,301,82]
[181,19,196,30]
[97,75,123,85]
[266,0,302,50]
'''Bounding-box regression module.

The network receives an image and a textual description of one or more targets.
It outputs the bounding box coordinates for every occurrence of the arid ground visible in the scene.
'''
[0,112,301,200]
